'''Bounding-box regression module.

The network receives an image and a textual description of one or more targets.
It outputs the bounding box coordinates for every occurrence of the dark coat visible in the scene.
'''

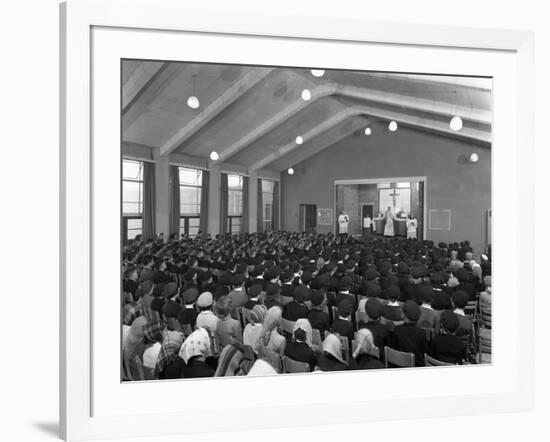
[181,357,216,378]
[429,334,466,364]
[331,318,354,342]
[390,323,428,366]
[283,301,309,321]
[350,354,385,370]
[284,341,317,371]
[308,310,330,334]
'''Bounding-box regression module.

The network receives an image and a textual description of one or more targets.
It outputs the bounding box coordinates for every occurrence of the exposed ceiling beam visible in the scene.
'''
[249,103,490,171]
[159,67,275,157]
[222,77,489,164]
[333,83,491,125]
[249,107,360,171]
[275,117,368,172]
[218,84,335,162]
[122,61,166,112]
[123,63,186,131]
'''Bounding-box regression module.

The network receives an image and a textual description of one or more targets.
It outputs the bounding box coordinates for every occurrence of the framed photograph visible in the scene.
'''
[60,0,534,440]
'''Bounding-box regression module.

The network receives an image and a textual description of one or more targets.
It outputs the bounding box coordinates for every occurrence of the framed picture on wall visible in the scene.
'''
[60,0,534,440]
[318,208,333,225]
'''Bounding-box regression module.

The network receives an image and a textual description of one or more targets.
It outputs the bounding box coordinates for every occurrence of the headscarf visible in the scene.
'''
[155,330,185,376]
[247,358,278,377]
[143,320,165,345]
[248,304,268,324]
[352,328,375,359]
[293,318,313,347]
[260,306,282,347]
[322,333,347,365]
[178,328,211,364]
[124,316,147,358]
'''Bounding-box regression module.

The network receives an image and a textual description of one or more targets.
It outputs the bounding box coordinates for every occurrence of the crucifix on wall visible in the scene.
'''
[389,189,400,209]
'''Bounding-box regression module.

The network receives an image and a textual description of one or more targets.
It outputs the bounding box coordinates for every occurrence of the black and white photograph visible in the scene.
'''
[121,60,492,381]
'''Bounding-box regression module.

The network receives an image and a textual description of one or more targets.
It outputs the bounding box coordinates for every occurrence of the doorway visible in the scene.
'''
[361,204,374,236]
[299,204,317,233]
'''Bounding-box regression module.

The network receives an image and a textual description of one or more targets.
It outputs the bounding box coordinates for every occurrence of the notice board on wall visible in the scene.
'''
[318,208,333,225]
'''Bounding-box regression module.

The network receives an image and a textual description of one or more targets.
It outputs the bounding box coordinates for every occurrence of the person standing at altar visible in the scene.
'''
[406,213,418,240]
[383,206,395,237]
[338,210,350,239]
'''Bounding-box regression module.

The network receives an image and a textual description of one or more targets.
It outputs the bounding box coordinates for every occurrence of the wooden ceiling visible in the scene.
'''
[122,60,492,174]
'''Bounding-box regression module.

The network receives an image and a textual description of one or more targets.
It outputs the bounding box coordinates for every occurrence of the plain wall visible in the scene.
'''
[281,121,491,253]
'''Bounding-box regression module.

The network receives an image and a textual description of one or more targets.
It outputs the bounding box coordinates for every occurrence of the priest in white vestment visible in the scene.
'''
[383,206,395,237]
[338,211,349,238]
[406,214,418,239]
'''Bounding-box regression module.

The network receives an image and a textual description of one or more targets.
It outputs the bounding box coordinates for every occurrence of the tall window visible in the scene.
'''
[179,167,202,237]
[122,159,144,241]
[227,174,243,234]
[262,179,275,231]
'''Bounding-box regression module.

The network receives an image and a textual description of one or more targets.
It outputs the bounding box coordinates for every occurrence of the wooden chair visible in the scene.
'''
[478,327,492,363]
[311,328,323,349]
[282,356,310,373]
[338,336,351,364]
[424,353,455,366]
[422,327,435,342]
[384,346,415,368]
[280,318,296,338]
[237,307,247,330]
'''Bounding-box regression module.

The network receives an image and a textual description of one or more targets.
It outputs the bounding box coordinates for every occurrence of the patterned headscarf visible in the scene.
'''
[155,330,185,376]
[143,320,165,345]
[124,316,148,358]
[322,333,347,365]
[178,328,211,364]
[122,302,141,326]
[352,328,375,359]
[293,318,313,347]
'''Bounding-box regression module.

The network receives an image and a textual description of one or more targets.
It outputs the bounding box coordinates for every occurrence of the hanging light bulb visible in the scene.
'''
[187,73,200,109]
[310,69,325,78]
[388,121,398,132]
[287,167,295,175]
[187,96,200,109]
[295,136,303,145]
[469,152,479,163]
[209,151,219,161]
[301,89,312,101]
[450,115,463,131]
[364,127,372,136]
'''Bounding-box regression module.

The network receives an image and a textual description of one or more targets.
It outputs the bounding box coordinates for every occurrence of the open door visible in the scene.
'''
[299,204,317,233]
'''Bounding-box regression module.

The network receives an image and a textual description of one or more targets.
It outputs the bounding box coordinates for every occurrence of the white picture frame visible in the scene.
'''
[60,0,534,440]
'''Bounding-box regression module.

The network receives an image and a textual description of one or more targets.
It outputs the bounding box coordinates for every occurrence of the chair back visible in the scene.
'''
[478,327,492,363]
[424,353,454,366]
[282,356,310,373]
[338,336,350,363]
[422,327,435,342]
[280,318,296,338]
[311,328,323,349]
[384,346,415,368]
